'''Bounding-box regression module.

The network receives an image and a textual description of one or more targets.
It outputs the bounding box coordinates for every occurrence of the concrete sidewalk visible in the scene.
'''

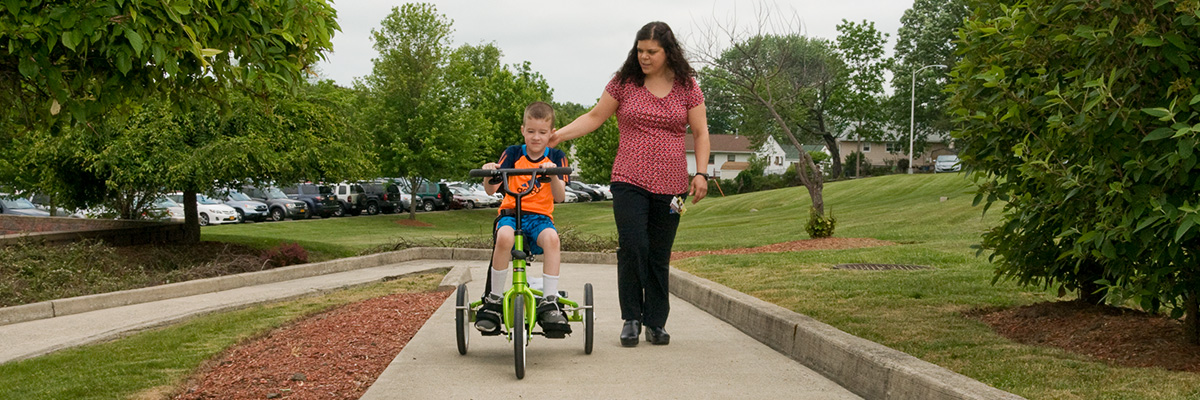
[362,262,862,399]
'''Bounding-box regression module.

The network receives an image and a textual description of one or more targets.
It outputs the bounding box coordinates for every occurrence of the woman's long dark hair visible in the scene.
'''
[615,21,695,88]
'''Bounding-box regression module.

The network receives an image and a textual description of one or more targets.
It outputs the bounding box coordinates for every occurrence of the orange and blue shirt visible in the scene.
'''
[495,145,569,218]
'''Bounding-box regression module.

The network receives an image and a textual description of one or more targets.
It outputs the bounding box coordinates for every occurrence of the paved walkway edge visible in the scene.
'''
[0,247,616,326]
[669,268,1025,400]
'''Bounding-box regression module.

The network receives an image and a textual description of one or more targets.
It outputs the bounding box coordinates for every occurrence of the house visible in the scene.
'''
[685,134,828,179]
[837,130,955,172]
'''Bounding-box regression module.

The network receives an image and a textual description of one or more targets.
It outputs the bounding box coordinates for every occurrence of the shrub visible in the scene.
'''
[260,242,308,268]
[805,206,836,238]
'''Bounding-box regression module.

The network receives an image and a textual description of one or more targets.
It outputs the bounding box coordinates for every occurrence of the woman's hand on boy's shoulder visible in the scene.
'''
[482,162,499,170]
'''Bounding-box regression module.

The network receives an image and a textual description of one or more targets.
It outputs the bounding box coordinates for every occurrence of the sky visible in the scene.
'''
[314,1,914,105]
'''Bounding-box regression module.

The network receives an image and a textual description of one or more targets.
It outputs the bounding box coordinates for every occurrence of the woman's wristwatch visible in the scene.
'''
[694,172,709,180]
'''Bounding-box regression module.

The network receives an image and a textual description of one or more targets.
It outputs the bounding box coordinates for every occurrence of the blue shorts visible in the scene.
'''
[497,214,556,255]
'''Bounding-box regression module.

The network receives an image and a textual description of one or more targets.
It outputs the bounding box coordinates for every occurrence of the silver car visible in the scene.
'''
[222,191,270,222]
[934,155,961,173]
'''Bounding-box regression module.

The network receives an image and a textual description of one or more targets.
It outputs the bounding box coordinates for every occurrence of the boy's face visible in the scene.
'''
[521,118,554,153]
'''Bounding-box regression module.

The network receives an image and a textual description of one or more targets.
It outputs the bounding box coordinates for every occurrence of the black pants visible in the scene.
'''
[611,182,682,328]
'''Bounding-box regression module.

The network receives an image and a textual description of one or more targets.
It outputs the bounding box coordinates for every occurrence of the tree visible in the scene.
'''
[834,19,890,178]
[357,3,484,219]
[82,81,371,240]
[952,0,1200,343]
[450,43,553,169]
[0,0,338,131]
[694,8,834,231]
[887,0,969,153]
[0,0,340,241]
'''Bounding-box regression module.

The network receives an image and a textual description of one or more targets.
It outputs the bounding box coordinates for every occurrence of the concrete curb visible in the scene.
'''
[669,268,1025,400]
[0,248,614,326]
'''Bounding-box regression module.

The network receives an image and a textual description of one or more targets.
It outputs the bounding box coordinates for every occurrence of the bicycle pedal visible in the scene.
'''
[542,330,568,339]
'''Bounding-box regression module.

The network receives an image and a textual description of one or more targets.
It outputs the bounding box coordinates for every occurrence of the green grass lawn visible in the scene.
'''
[151,174,1200,398]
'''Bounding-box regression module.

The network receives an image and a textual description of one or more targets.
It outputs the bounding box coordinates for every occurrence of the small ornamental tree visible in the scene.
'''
[951,0,1200,343]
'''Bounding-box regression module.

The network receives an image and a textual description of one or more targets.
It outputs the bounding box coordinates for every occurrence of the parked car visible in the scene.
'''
[24,193,76,216]
[564,185,592,202]
[166,193,240,226]
[361,181,407,214]
[586,183,613,200]
[567,181,604,202]
[934,155,961,173]
[400,179,453,212]
[280,183,340,218]
[220,191,269,223]
[150,196,185,222]
[449,186,495,210]
[0,194,51,217]
[451,182,502,207]
[331,182,367,216]
[240,187,309,221]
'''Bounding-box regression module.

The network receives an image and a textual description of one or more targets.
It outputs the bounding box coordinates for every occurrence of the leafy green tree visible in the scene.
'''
[0,0,338,130]
[887,0,968,152]
[85,81,370,239]
[834,19,891,178]
[357,3,483,219]
[450,43,553,170]
[695,30,833,220]
[555,101,618,183]
[952,0,1200,343]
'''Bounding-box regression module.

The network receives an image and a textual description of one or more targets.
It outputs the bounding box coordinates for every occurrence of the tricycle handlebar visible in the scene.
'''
[469,167,574,178]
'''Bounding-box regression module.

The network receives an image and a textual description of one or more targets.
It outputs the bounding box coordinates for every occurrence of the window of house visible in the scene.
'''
[886,142,898,152]
[862,143,871,152]
[708,154,715,164]
[775,156,782,165]
[727,154,736,162]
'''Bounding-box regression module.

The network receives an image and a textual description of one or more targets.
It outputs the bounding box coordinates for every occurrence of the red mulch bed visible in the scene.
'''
[671,237,894,260]
[173,291,448,400]
[972,300,1200,372]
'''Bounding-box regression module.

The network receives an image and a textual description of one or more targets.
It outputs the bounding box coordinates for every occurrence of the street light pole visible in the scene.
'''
[909,64,947,174]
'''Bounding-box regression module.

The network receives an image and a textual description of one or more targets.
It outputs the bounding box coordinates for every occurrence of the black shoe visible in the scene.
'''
[620,320,641,347]
[537,295,572,338]
[474,293,503,336]
[645,326,670,345]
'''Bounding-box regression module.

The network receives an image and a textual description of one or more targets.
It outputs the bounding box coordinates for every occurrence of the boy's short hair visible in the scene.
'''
[523,101,555,124]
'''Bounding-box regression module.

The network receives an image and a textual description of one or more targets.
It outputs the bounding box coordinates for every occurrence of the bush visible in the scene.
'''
[260,242,308,268]
[805,207,836,238]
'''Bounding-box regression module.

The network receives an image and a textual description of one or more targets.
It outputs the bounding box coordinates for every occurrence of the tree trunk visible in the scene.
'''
[822,132,841,180]
[1187,289,1199,345]
[182,189,200,244]
[1076,259,1105,305]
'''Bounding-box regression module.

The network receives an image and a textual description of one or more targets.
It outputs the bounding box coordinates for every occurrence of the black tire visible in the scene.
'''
[513,294,526,379]
[270,208,285,222]
[366,202,380,215]
[465,201,475,210]
[455,284,470,355]
[235,209,245,223]
[584,283,594,355]
[422,200,435,212]
[199,213,210,226]
[333,205,345,217]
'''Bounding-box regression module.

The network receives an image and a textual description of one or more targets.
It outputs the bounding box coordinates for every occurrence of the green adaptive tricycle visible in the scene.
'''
[455,167,594,379]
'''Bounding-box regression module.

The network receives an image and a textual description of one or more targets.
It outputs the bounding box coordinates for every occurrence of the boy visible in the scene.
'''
[474,101,572,338]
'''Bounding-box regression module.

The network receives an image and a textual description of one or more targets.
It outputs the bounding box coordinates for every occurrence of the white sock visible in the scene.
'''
[489,267,508,297]
[542,274,559,299]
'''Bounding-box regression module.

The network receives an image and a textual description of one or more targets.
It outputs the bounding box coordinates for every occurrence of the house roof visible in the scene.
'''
[686,134,755,153]
[720,161,750,170]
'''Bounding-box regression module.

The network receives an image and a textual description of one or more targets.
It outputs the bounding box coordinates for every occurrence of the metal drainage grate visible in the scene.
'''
[833,263,931,271]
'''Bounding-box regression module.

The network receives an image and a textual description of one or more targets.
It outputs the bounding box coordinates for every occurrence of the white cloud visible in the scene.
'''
[315,0,911,105]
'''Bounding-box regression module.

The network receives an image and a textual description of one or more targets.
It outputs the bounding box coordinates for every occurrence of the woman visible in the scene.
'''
[551,21,710,347]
